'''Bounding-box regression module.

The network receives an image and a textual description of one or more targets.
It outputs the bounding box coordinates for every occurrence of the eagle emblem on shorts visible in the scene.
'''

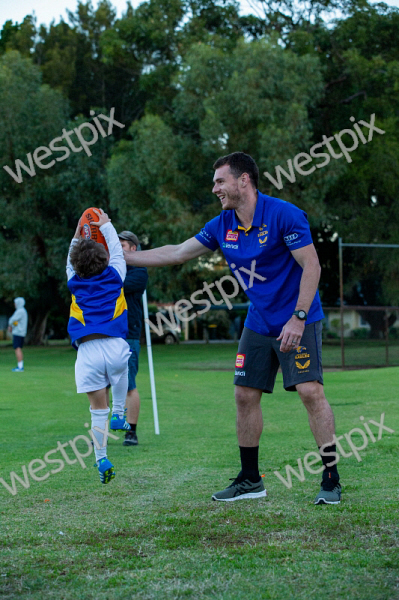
[295,345,306,353]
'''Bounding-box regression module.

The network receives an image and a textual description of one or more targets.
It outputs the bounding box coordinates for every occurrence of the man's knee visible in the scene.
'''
[235,385,262,408]
[296,381,325,407]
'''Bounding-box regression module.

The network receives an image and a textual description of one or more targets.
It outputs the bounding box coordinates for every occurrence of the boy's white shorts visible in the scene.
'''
[75,337,131,393]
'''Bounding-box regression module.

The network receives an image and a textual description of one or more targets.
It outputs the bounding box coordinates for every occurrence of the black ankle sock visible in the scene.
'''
[129,424,137,432]
[239,446,260,482]
[319,444,339,476]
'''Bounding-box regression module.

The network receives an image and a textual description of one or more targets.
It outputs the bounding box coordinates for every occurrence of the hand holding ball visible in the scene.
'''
[80,207,109,251]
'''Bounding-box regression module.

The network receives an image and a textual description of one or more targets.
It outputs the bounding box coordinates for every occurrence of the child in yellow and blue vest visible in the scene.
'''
[67,209,131,484]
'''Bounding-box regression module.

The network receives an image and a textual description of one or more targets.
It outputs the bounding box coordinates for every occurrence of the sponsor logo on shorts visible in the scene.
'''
[296,360,310,371]
[235,370,245,376]
[295,345,306,353]
[83,223,91,239]
[294,345,310,371]
[235,353,245,368]
[295,346,310,359]
[225,230,239,241]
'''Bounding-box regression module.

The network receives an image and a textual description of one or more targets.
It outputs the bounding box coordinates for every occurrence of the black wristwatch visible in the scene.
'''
[293,310,307,321]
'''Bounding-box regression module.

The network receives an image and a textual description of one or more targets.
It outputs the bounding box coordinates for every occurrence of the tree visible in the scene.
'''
[0,52,115,343]
[0,16,36,56]
[172,36,340,219]
[2,0,399,329]
[0,52,68,341]
[107,37,334,302]
[107,113,215,301]
[260,1,399,315]
[309,4,399,315]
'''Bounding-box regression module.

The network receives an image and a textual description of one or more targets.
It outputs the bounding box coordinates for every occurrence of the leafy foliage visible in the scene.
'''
[0,0,398,339]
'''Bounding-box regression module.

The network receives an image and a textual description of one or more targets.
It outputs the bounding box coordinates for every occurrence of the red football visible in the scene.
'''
[80,207,108,251]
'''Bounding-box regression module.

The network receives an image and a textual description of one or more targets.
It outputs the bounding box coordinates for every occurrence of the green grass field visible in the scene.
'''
[0,343,398,600]
[322,339,399,368]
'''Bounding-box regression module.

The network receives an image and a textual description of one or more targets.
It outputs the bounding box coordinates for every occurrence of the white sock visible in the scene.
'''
[90,407,110,462]
[18,361,23,369]
[111,369,128,418]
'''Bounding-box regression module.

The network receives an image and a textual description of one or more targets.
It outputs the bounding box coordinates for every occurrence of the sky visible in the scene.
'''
[1,0,399,30]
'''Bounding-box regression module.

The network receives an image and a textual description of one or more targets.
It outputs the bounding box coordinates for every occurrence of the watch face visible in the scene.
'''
[298,310,306,319]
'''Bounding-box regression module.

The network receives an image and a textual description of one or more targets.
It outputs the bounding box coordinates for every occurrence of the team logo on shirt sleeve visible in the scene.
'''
[284,233,299,246]
[225,230,239,241]
[235,353,246,368]
[198,229,212,242]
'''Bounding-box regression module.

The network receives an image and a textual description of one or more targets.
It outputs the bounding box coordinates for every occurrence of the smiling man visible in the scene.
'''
[124,151,341,505]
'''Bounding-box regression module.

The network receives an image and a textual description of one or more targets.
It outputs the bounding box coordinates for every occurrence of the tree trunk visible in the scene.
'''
[27,310,50,345]
[360,310,397,339]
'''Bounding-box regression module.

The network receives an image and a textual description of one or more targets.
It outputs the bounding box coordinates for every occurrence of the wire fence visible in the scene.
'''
[323,306,399,368]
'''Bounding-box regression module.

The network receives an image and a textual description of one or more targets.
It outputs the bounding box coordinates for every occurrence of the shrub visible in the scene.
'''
[352,328,370,339]
[324,331,339,340]
[389,327,399,339]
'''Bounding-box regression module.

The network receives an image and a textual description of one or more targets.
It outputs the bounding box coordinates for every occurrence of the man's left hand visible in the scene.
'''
[277,317,305,353]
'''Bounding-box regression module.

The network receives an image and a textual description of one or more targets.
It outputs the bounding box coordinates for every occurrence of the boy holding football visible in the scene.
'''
[66,209,131,484]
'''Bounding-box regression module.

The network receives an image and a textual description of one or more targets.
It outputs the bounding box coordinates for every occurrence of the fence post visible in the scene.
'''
[385,310,389,367]
[338,237,345,368]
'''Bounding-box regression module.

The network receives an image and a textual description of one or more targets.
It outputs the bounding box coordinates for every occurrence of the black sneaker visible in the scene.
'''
[314,471,341,505]
[212,474,267,502]
[123,430,138,446]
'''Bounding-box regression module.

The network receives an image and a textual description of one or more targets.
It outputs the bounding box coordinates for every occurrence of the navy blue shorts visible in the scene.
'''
[233,321,323,393]
[127,338,141,391]
[13,335,25,349]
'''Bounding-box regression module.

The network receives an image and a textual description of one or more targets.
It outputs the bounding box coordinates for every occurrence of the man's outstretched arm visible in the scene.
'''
[124,237,210,267]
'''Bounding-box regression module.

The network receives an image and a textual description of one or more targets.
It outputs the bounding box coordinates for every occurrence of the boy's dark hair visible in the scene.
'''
[70,239,109,278]
[213,152,259,189]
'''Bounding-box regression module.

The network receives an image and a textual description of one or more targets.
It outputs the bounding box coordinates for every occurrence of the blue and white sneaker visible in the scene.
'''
[110,413,131,431]
[12,367,24,372]
[97,458,115,484]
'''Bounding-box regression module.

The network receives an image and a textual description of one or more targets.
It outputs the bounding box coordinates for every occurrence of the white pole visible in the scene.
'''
[142,290,160,434]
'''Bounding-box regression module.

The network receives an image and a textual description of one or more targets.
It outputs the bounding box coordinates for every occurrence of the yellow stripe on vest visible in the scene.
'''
[70,295,85,326]
[112,288,127,320]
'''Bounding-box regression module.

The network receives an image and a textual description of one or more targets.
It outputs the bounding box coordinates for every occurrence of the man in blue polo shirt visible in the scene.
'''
[124,152,341,505]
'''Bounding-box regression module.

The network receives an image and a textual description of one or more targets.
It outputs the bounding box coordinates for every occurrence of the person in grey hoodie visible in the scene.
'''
[8,297,28,372]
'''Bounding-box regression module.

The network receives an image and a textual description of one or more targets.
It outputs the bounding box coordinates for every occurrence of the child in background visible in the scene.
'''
[66,209,131,484]
[8,297,28,372]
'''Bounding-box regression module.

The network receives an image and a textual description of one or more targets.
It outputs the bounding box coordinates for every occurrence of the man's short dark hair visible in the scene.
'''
[213,152,259,189]
[70,239,108,279]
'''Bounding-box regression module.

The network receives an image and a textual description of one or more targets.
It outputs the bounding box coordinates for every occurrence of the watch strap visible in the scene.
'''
[293,310,307,320]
